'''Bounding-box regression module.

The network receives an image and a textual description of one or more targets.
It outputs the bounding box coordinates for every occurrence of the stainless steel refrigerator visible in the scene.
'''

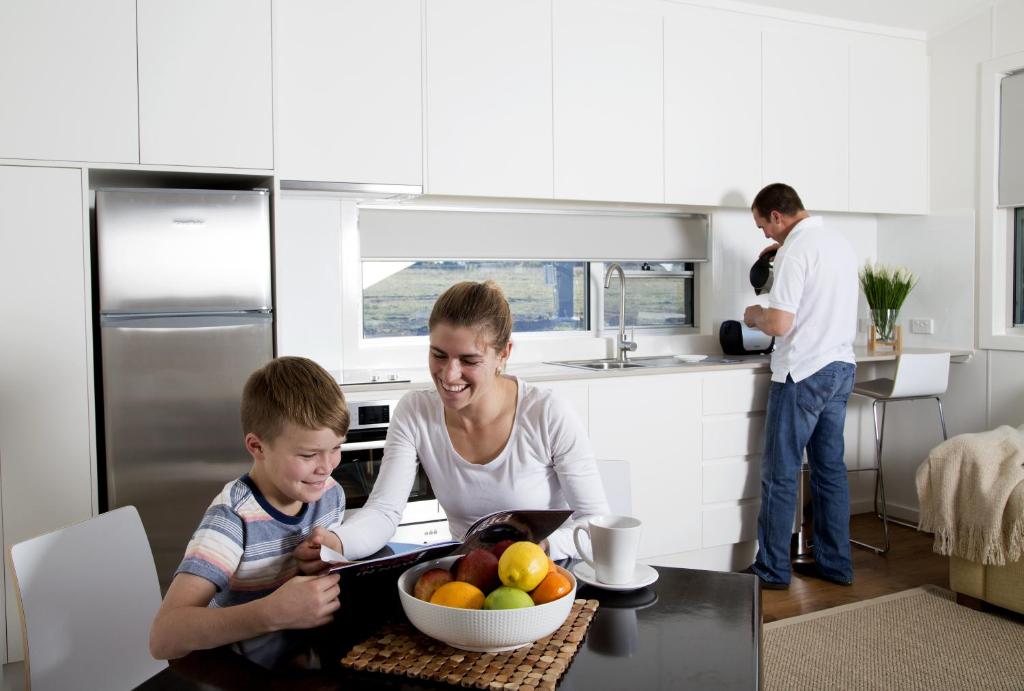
[96,188,273,590]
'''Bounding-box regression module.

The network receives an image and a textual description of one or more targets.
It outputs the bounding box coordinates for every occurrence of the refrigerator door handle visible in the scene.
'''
[100,311,272,329]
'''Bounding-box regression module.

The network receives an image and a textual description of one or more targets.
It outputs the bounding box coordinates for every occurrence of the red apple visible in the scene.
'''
[490,540,515,559]
[456,548,500,593]
[413,568,453,601]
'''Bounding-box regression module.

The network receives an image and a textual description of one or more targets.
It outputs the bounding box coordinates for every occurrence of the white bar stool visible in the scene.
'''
[849,352,951,554]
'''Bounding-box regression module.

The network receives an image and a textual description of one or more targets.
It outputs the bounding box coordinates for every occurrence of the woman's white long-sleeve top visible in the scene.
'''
[332,377,610,560]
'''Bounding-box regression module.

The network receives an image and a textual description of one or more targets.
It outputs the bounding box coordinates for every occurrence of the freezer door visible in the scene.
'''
[97,188,272,313]
[100,314,273,590]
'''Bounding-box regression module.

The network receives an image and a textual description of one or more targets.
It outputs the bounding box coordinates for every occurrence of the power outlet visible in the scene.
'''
[910,318,934,335]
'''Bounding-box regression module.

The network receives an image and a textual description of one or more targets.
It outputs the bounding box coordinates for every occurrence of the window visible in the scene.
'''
[362,260,587,338]
[603,262,696,329]
[1015,208,1024,326]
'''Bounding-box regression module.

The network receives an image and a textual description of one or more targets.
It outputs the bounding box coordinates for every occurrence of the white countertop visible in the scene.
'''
[338,346,972,393]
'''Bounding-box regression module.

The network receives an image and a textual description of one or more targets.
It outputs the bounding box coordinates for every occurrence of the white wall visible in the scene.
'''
[710,208,878,334]
[869,0,1024,518]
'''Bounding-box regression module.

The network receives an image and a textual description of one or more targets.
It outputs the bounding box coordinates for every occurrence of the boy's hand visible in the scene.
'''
[264,573,341,631]
[294,526,341,575]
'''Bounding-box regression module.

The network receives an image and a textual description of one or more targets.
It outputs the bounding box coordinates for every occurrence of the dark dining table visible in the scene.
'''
[137,565,761,690]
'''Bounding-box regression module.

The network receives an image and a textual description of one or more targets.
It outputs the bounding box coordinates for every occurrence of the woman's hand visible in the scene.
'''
[293,526,341,575]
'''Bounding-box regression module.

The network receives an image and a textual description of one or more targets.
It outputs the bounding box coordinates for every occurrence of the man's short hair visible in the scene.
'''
[752,183,805,218]
[241,356,349,442]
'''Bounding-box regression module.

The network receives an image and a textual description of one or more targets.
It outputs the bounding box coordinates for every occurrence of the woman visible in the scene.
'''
[331,280,609,560]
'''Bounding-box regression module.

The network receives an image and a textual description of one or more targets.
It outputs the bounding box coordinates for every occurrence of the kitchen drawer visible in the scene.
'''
[702,372,771,415]
[702,413,764,460]
[701,501,759,548]
[702,455,760,503]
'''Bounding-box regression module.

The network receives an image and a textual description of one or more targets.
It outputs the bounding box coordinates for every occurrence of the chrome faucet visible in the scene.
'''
[604,263,637,363]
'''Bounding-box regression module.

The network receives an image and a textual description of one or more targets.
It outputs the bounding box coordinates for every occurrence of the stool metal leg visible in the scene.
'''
[851,399,891,554]
[878,396,949,532]
[937,397,949,441]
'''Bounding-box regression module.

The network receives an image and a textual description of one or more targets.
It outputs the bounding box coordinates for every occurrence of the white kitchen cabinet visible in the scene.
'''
[553,0,663,203]
[0,0,138,164]
[425,0,552,198]
[0,166,95,662]
[664,5,762,207]
[275,196,344,371]
[849,34,928,214]
[587,374,701,558]
[275,0,422,185]
[698,370,768,568]
[137,0,273,169]
[533,380,589,429]
[762,25,850,212]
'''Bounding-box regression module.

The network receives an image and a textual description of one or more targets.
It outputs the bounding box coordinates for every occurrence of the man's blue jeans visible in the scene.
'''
[751,361,856,586]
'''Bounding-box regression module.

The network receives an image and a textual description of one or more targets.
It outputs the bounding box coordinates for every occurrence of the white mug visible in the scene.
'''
[573,515,642,585]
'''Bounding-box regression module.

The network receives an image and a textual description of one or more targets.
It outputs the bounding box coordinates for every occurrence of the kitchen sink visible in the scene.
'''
[548,354,755,372]
[555,359,646,370]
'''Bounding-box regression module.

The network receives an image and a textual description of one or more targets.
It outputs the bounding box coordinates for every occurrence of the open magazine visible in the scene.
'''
[320,508,573,578]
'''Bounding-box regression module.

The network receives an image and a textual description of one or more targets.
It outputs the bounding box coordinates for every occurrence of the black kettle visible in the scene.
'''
[749,248,777,295]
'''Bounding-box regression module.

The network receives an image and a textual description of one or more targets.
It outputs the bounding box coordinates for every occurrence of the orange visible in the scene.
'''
[429,581,485,609]
[497,542,549,592]
[530,571,572,605]
[547,558,557,574]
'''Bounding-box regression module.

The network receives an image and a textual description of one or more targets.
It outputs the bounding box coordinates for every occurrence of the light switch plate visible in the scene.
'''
[910,318,934,334]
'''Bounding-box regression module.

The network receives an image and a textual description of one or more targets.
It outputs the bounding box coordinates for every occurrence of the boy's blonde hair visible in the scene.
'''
[241,356,349,442]
[428,280,512,351]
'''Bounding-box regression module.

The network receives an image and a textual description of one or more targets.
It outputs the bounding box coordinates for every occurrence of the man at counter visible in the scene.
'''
[742,183,858,589]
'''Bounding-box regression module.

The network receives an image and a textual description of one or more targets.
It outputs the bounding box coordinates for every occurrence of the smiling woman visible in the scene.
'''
[332,280,611,561]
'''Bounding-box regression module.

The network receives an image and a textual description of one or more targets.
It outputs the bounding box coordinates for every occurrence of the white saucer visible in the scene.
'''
[674,354,708,363]
[572,562,659,592]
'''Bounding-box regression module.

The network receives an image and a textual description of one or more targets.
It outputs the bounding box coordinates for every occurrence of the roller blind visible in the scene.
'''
[358,207,709,261]
[999,70,1024,207]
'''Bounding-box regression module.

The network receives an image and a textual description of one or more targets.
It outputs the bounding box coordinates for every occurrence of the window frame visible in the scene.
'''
[339,206,711,370]
[978,54,1024,350]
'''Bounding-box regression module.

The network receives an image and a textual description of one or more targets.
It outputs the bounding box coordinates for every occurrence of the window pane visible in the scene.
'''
[362,261,588,338]
[1015,208,1023,326]
[603,262,696,329]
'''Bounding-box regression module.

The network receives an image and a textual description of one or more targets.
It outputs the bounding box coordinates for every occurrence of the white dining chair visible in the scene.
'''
[7,506,168,691]
[848,352,951,554]
[597,459,633,516]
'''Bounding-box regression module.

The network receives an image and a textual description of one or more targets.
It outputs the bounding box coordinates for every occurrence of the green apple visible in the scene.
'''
[483,586,535,610]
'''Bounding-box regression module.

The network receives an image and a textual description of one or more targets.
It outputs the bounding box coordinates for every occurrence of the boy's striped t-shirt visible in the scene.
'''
[176,474,345,608]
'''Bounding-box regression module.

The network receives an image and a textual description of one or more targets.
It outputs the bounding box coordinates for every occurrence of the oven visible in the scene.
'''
[333,399,451,545]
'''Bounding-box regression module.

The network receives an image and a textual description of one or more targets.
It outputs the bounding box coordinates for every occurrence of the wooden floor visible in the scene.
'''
[762,513,949,623]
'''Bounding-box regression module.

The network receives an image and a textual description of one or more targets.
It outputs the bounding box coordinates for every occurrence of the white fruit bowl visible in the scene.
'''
[397,555,577,653]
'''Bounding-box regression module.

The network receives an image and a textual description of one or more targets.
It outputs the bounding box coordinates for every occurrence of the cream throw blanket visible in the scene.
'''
[916,424,1024,566]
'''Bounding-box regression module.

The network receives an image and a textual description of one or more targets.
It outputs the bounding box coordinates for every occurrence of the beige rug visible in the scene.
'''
[764,585,1024,690]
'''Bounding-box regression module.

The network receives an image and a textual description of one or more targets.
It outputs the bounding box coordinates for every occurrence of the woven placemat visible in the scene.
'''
[341,598,599,690]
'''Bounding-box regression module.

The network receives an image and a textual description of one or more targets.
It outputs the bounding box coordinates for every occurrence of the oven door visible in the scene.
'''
[333,433,438,511]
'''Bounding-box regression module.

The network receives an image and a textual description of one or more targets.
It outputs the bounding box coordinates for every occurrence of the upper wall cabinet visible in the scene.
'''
[664,5,762,208]
[275,0,422,185]
[0,0,138,163]
[425,0,553,198]
[762,24,850,212]
[849,34,928,214]
[138,0,273,169]
[553,0,663,203]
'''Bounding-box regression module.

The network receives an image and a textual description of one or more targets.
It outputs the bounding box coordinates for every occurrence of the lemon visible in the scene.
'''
[497,541,549,592]
[429,581,485,609]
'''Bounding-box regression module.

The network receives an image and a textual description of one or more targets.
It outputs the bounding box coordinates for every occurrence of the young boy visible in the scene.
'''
[149,356,351,660]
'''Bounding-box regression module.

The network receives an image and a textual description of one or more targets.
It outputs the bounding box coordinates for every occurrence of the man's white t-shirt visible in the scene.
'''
[767,215,858,383]
[332,377,609,560]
